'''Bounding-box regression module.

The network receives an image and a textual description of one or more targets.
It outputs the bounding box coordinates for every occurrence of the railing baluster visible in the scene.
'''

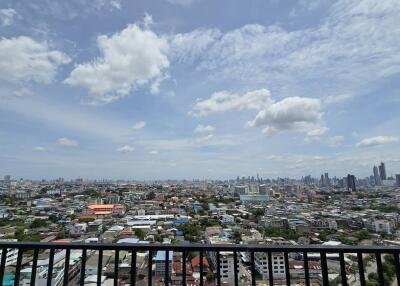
[114,249,119,286]
[357,252,366,286]
[268,252,274,286]
[284,252,290,286]
[250,251,256,286]
[216,251,221,286]
[376,253,384,286]
[233,251,238,286]
[200,251,204,286]
[148,250,153,286]
[339,252,347,286]
[320,251,329,286]
[0,248,7,284]
[80,249,87,286]
[131,250,137,286]
[31,248,39,286]
[47,248,55,286]
[393,252,400,286]
[98,249,103,286]
[165,250,170,286]
[303,252,310,286]
[14,248,23,285]
[182,251,186,286]
[63,249,70,286]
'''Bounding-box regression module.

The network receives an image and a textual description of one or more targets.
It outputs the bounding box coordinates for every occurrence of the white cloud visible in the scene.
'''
[172,0,400,103]
[194,124,215,133]
[190,89,272,117]
[116,145,135,153]
[132,121,146,130]
[356,136,399,148]
[58,137,79,147]
[65,17,169,103]
[328,136,345,147]
[33,146,47,151]
[0,36,70,84]
[191,89,326,136]
[170,29,220,63]
[165,0,199,6]
[246,96,325,136]
[149,150,158,155]
[0,8,17,26]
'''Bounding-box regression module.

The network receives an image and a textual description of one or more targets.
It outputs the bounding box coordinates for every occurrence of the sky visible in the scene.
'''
[0,0,400,180]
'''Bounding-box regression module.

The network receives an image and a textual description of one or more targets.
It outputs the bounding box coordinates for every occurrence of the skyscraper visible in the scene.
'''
[379,162,387,180]
[320,174,325,186]
[347,174,356,191]
[324,172,330,186]
[396,174,400,187]
[373,165,381,186]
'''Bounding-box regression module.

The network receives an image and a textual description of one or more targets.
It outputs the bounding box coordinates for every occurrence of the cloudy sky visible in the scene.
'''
[1,0,400,180]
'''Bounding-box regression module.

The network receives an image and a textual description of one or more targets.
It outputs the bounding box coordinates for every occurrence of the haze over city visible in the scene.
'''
[1,0,400,180]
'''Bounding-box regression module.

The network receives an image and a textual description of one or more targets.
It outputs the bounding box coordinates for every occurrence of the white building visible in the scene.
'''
[368,220,392,234]
[220,215,235,225]
[0,239,18,266]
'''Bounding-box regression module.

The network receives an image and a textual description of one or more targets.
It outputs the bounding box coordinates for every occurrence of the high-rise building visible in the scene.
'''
[379,162,387,180]
[324,172,330,186]
[396,174,400,187]
[3,175,10,183]
[347,174,356,191]
[373,166,381,186]
[320,174,325,186]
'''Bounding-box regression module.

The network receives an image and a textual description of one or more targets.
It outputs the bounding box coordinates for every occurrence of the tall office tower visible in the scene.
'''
[379,162,387,180]
[396,174,400,187]
[347,174,356,191]
[373,166,381,186]
[324,173,330,186]
[320,174,325,186]
[4,175,10,183]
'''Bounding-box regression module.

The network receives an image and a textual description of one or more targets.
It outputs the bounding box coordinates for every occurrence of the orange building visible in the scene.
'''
[84,204,126,218]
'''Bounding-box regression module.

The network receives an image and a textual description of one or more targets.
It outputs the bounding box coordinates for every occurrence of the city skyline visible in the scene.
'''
[1,0,400,179]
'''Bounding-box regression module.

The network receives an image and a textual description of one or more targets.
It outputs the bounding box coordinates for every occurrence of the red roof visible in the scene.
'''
[191,256,209,268]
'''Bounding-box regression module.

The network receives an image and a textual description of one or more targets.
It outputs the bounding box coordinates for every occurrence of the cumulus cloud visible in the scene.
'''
[191,89,325,136]
[58,137,79,147]
[247,96,325,136]
[131,121,146,130]
[356,136,399,148]
[116,145,135,153]
[0,8,17,26]
[190,89,272,116]
[328,136,345,147]
[194,124,215,133]
[65,17,169,103]
[0,36,70,84]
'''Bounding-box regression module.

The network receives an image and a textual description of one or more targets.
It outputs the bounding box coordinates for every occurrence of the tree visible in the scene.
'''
[56,231,66,239]
[206,272,214,282]
[30,218,48,228]
[147,191,156,200]
[355,229,370,241]
[135,229,146,240]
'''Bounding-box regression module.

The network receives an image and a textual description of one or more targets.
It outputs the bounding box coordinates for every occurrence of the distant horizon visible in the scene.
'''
[1,0,400,179]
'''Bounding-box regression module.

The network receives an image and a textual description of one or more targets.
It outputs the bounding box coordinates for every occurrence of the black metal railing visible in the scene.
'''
[0,241,399,286]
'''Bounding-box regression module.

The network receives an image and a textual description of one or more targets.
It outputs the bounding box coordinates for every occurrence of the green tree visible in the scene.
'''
[135,229,146,240]
[30,218,48,228]
[206,272,214,282]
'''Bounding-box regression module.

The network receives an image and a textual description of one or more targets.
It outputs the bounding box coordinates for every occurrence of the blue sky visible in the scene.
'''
[0,0,400,180]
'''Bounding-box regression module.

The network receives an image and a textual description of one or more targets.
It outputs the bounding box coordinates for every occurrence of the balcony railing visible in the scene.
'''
[0,241,399,286]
